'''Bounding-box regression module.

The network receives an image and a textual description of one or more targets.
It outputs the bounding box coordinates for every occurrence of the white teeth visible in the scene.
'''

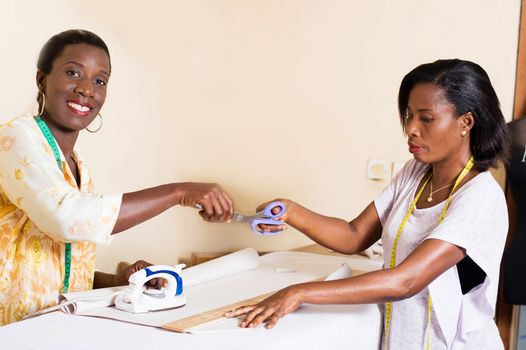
[67,102,90,112]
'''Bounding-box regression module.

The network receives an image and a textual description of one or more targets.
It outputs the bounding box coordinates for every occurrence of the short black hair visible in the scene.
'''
[37,29,111,74]
[398,59,509,171]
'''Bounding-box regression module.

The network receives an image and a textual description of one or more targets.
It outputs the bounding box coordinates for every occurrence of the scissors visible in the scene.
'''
[195,201,286,235]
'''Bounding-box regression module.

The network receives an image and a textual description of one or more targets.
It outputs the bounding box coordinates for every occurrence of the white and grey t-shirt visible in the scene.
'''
[375,159,508,349]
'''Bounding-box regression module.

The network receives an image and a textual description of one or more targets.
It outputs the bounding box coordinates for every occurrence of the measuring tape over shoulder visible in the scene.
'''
[384,156,474,349]
[34,115,72,293]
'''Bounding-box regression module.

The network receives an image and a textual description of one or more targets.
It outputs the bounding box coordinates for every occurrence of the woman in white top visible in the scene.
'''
[226,59,510,349]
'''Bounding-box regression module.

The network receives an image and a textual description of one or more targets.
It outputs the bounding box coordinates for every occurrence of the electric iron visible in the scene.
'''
[114,264,186,313]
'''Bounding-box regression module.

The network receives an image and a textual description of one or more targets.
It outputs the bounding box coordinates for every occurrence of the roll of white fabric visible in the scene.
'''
[181,248,260,288]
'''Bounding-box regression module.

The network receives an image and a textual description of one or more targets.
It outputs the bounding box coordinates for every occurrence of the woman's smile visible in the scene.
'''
[66,100,94,117]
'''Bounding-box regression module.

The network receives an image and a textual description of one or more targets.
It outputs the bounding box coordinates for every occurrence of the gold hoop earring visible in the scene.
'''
[86,113,103,133]
[38,93,46,116]
[461,130,467,137]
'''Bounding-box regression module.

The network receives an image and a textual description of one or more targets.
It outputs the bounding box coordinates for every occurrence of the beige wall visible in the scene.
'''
[0,0,520,272]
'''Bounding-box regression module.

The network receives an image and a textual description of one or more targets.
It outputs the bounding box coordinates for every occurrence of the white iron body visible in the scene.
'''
[115,264,186,313]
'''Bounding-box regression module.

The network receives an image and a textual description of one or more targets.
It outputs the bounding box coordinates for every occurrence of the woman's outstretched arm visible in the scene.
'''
[112,182,234,234]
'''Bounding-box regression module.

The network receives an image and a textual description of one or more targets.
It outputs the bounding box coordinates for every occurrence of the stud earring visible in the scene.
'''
[461,130,467,137]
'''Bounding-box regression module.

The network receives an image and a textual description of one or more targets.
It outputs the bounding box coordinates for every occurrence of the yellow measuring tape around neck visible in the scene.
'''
[384,156,474,349]
[34,115,72,294]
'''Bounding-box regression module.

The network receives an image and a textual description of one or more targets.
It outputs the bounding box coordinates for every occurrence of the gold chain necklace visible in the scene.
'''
[427,178,456,202]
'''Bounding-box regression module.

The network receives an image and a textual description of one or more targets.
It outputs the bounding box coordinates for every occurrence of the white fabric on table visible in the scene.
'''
[0,250,382,349]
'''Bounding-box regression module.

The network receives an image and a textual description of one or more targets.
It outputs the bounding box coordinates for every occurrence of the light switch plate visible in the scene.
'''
[366,159,391,181]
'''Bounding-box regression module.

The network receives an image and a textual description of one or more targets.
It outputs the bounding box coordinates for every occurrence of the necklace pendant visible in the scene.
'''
[427,196,433,202]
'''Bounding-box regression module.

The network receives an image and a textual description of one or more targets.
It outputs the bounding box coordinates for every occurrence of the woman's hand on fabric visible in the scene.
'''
[177,182,234,222]
[115,260,167,289]
[224,286,303,329]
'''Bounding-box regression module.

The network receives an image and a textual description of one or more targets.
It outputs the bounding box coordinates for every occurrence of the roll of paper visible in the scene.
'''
[182,248,260,288]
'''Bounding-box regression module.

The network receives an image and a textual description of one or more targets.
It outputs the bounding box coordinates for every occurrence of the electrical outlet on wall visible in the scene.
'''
[366,159,391,181]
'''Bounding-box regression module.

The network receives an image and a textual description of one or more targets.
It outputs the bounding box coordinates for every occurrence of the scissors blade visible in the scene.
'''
[232,212,259,223]
[196,204,260,223]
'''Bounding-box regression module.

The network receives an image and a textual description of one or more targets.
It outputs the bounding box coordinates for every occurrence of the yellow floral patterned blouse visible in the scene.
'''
[0,116,122,325]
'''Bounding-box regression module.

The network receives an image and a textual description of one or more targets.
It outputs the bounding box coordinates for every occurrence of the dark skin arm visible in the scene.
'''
[65,150,233,234]
[227,238,465,328]
[93,260,166,289]
[227,201,466,329]
[112,182,234,234]
[92,271,118,289]
[257,199,383,254]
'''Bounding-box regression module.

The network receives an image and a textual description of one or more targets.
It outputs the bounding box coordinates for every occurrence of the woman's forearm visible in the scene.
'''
[225,267,413,329]
[93,271,117,289]
[112,184,180,234]
[297,239,466,305]
[283,200,381,254]
[297,269,412,306]
[112,182,234,234]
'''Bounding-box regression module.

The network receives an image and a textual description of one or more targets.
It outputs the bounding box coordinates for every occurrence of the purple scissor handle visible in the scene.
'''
[248,201,287,235]
[196,201,287,235]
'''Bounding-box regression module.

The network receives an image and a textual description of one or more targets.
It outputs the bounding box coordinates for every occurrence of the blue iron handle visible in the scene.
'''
[143,267,183,296]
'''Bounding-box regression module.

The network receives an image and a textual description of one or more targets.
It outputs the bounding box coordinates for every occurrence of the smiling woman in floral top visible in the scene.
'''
[0,29,234,325]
